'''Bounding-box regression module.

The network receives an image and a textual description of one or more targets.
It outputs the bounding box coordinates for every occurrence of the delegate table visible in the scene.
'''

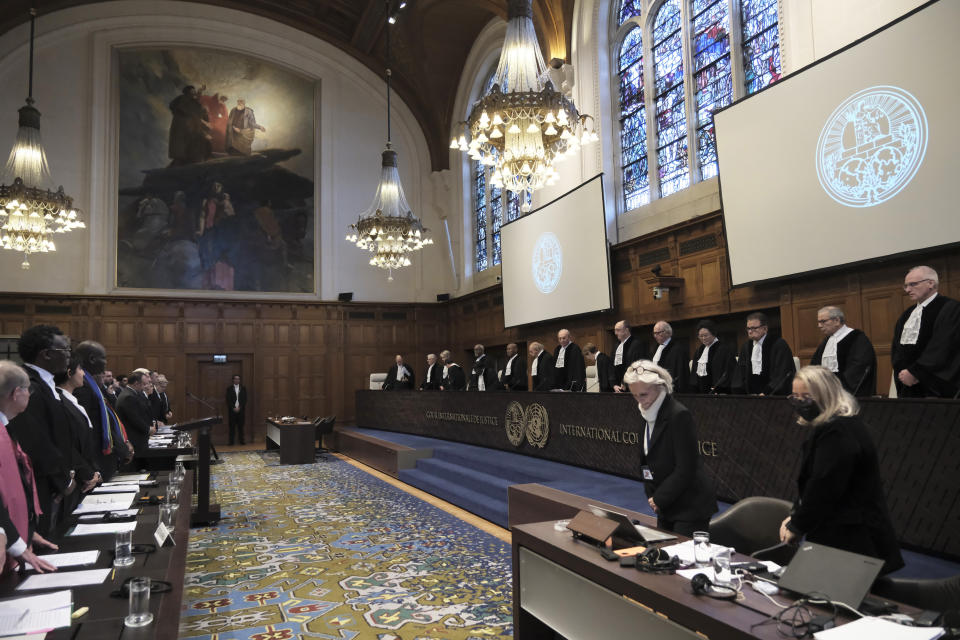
[0,471,193,639]
[265,417,316,464]
[356,389,960,559]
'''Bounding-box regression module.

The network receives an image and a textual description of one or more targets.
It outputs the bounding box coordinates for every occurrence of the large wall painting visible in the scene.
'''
[117,47,316,292]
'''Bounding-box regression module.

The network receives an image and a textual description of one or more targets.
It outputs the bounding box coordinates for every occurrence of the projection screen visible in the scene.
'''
[501,175,612,328]
[714,0,957,287]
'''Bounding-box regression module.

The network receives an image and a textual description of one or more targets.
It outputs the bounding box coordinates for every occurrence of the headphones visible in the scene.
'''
[691,573,738,600]
[635,547,679,574]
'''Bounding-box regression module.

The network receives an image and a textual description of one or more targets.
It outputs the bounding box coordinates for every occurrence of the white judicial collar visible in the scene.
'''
[505,354,517,376]
[531,354,539,376]
[900,292,937,345]
[696,339,717,377]
[556,344,567,368]
[614,339,626,366]
[751,333,766,375]
[652,338,670,364]
[442,365,449,379]
[24,363,59,400]
[822,324,853,372]
[426,365,433,383]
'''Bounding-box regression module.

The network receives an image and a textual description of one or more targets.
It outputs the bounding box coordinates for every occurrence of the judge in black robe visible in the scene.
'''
[439,359,466,391]
[501,343,527,391]
[552,330,586,391]
[583,343,615,392]
[892,267,957,397]
[650,322,690,393]
[469,345,499,391]
[383,355,415,391]
[613,321,646,392]
[690,320,736,394]
[116,374,154,464]
[529,344,555,391]
[908,298,960,398]
[734,314,796,395]
[810,308,877,396]
[420,355,441,390]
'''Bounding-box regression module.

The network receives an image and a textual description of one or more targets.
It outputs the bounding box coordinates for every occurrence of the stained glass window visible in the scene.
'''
[474,161,487,273]
[653,0,689,198]
[741,0,782,94]
[619,27,649,210]
[506,189,529,223]
[490,183,503,266]
[691,0,732,180]
[618,0,643,25]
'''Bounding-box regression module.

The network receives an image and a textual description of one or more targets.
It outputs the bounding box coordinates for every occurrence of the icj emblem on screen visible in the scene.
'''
[816,85,927,208]
[531,232,562,294]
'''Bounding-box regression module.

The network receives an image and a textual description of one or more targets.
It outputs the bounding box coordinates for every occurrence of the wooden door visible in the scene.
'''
[184,355,256,445]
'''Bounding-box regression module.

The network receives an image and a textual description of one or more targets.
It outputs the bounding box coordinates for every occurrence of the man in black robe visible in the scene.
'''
[419,354,441,390]
[612,320,645,392]
[650,321,690,393]
[892,266,959,398]
[383,355,415,391]
[583,343,614,392]
[74,341,132,481]
[810,306,877,396]
[552,330,586,391]
[469,345,498,391]
[439,350,466,391]
[501,343,527,391]
[734,312,796,395]
[529,342,555,391]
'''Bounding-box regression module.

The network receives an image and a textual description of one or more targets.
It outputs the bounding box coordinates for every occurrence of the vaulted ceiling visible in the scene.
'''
[0,0,576,172]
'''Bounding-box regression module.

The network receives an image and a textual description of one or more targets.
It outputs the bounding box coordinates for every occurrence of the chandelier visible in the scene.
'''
[346,0,431,280]
[450,0,598,211]
[0,9,85,269]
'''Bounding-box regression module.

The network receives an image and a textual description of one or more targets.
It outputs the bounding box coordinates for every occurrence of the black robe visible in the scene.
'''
[440,364,466,391]
[734,335,796,395]
[613,336,645,389]
[75,383,127,481]
[909,298,960,398]
[532,351,555,391]
[690,340,737,394]
[116,387,153,458]
[811,329,877,396]
[502,355,528,391]
[891,294,952,397]
[469,355,499,391]
[595,352,615,392]
[383,364,415,391]
[420,363,441,390]
[552,342,586,391]
[651,340,690,393]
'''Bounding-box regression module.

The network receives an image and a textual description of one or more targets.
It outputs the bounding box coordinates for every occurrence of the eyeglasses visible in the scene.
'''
[629,363,652,375]
[816,318,839,325]
[45,347,71,354]
[653,329,669,335]
[745,325,764,332]
[903,279,932,290]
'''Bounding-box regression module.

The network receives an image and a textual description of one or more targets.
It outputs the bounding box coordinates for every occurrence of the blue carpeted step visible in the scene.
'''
[412,457,515,501]
[399,468,508,527]
[429,446,561,484]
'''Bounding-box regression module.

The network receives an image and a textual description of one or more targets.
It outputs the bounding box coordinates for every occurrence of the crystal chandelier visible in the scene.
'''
[346,0,431,280]
[0,9,85,269]
[450,0,598,211]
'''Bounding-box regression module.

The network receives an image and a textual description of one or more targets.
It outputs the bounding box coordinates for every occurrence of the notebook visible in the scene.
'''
[777,542,884,609]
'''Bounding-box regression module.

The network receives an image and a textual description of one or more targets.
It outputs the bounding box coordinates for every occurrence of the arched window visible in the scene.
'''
[613,0,781,211]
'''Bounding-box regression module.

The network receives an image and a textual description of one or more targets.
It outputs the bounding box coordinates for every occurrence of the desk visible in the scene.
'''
[265,418,315,464]
[0,472,192,639]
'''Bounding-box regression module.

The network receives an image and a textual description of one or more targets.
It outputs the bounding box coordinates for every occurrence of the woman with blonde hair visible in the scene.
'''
[780,365,903,573]
[625,360,717,536]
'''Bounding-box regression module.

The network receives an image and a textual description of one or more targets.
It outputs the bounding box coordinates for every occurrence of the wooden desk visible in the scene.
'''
[265,418,316,464]
[0,472,192,639]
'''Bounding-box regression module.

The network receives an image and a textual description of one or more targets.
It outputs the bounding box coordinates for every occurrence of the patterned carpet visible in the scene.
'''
[179,451,514,639]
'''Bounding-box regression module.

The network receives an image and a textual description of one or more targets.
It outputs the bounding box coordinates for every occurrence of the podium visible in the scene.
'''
[173,416,222,525]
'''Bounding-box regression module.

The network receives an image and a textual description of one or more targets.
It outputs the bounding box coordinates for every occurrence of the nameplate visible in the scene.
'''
[567,510,618,546]
[154,522,174,547]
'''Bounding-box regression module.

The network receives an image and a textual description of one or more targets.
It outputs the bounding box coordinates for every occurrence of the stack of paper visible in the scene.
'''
[72,493,136,514]
[24,551,99,572]
[111,473,150,482]
[16,569,111,592]
[67,521,137,537]
[814,616,944,639]
[0,589,72,635]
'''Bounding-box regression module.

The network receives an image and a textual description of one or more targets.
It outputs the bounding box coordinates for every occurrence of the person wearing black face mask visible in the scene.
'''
[779,366,903,574]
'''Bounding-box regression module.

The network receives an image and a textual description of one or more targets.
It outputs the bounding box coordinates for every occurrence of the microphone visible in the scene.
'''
[710,370,729,395]
[186,391,217,413]
[769,369,794,396]
[852,365,872,397]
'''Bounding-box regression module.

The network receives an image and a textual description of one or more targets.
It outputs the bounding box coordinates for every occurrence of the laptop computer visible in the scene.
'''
[777,542,884,609]
[586,505,677,544]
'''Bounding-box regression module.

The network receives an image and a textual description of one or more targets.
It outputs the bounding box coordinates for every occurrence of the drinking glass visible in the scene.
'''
[113,530,135,567]
[692,531,711,566]
[160,503,178,534]
[712,548,733,586]
[125,577,154,627]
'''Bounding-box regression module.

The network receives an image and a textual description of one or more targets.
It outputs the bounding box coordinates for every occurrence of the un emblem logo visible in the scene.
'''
[505,401,526,447]
[531,232,562,294]
[524,403,550,448]
[816,86,927,208]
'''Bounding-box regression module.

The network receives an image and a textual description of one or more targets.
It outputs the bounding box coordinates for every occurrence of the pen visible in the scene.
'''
[110,568,116,580]
[16,608,30,623]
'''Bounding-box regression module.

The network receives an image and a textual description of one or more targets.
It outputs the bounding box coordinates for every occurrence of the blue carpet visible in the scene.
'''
[350,427,960,580]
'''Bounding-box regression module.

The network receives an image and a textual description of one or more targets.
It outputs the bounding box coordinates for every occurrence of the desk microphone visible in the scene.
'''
[852,365,872,397]
[770,370,794,396]
[186,391,217,413]
[710,371,729,395]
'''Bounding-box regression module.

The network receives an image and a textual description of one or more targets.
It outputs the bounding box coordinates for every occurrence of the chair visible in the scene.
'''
[369,372,387,390]
[314,415,336,461]
[585,365,599,392]
[709,497,795,562]
[792,356,801,372]
[872,574,960,613]
[888,371,898,398]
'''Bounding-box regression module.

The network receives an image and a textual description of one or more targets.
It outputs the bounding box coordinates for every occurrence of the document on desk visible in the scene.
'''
[24,551,99,571]
[67,521,137,537]
[72,493,136,514]
[111,473,150,483]
[16,569,111,591]
[77,509,138,522]
[0,589,71,635]
[91,484,140,494]
[661,540,732,565]
[814,616,944,639]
